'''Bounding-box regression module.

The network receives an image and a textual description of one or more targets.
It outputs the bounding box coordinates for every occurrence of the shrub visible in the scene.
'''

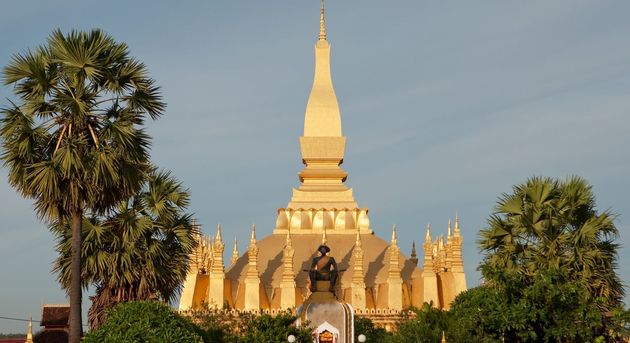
[83,301,206,343]
[354,316,391,342]
[189,305,312,343]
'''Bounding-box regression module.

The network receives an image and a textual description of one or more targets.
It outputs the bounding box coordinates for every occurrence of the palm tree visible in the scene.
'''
[478,176,624,310]
[1,29,164,342]
[53,170,196,330]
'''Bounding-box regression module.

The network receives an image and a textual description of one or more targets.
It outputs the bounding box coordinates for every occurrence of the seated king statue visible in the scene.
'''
[309,244,338,293]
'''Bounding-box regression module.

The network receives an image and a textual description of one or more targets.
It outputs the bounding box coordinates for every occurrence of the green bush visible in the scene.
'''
[390,303,449,343]
[83,301,206,343]
[189,306,312,343]
[236,312,312,343]
[354,316,391,342]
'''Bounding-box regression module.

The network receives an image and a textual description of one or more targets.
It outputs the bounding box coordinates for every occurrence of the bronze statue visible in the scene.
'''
[309,244,338,292]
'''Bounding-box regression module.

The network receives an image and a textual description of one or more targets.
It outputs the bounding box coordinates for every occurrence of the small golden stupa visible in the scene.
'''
[179,1,467,325]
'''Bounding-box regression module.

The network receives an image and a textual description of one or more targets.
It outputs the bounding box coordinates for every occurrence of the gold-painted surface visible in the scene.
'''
[304,38,340,136]
[279,230,297,309]
[178,2,468,314]
[243,224,261,310]
[25,317,33,343]
[283,8,368,227]
[207,224,226,308]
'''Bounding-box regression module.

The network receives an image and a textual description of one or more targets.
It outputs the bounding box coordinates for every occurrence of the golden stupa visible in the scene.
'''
[179,1,467,326]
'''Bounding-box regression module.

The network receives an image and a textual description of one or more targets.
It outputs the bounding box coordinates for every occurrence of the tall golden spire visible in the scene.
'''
[231,238,239,267]
[215,224,223,243]
[387,226,403,310]
[423,223,435,272]
[210,224,225,275]
[250,224,257,245]
[281,0,365,230]
[447,218,452,238]
[303,0,341,137]
[245,224,260,310]
[319,0,326,41]
[25,317,33,343]
[391,225,398,246]
[350,225,366,309]
[454,213,461,237]
[355,226,362,248]
[280,226,296,308]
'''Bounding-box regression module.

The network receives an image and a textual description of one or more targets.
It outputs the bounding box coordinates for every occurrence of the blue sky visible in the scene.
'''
[1,0,629,333]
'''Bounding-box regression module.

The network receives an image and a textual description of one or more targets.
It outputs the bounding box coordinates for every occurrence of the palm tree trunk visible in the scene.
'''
[69,209,83,343]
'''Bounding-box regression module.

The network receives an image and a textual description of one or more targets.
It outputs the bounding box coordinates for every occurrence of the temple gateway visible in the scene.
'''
[179,1,467,327]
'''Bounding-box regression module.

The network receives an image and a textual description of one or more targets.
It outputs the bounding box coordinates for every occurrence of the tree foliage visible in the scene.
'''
[478,176,623,309]
[474,176,627,342]
[447,286,513,343]
[389,303,449,343]
[52,170,195,330]
[449,274,611,343]
[236,312,313,343]
[83,301,206,343]
[1,29,164,342]
[188,306,313,343]
[354,316,392,342]
[1,29,163,219]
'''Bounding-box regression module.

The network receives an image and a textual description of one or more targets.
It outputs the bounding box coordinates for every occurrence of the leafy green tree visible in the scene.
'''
[83,301,207,343]
[449,273,609,343]
[476,176,627,341]
[478,176,623,310]
[448,286,512,343]
[522,270,605,342]
[354,316,392,342]
[236,312,313,343]
[187,305,236,343]
[189,306,312,343]
[390,303,449,343]
[1,29,164,342]
[53,170,194,330]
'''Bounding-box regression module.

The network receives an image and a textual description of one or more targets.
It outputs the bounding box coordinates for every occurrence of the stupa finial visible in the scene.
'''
[322,226,328,245]
[454,213,461,237]
[319,0,326,41]
[250,224,257,245]
[447,218,452,237]
[25,316,33,343]
[355,226,362,247]
[303,0,341,137]
[216,223,222,243]
[230,238,239,266]
[425,223,432,242]
[391,224,398,246]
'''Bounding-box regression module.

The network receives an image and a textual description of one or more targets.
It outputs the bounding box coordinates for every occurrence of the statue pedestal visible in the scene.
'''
[297,281,354,343]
